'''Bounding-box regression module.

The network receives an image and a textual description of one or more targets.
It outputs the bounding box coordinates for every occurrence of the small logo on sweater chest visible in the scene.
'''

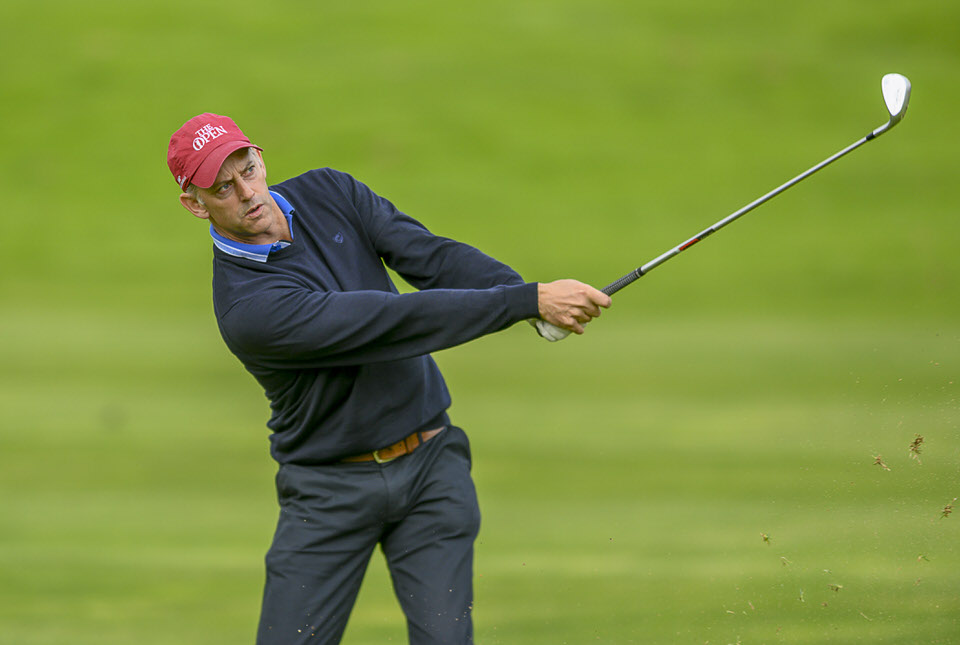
[333,232,344,244]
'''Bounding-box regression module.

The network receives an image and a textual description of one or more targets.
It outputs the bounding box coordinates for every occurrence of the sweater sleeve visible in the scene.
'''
[337,171,527,291]
[219,279,539,369]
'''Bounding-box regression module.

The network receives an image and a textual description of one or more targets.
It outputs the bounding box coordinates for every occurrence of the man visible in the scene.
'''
[167,113,610,644]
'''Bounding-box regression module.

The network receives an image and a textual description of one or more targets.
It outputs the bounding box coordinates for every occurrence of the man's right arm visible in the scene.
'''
[218,280,539,370]
[218,276,607,369]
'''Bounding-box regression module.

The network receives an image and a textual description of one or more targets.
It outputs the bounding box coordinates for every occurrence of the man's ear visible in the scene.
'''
[179,191,210,220]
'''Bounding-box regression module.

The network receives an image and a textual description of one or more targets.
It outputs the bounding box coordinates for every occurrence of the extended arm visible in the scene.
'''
[340,174,609,338]
[218,280,539,370]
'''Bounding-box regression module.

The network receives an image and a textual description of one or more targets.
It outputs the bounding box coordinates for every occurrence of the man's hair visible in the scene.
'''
[185,183,206,207]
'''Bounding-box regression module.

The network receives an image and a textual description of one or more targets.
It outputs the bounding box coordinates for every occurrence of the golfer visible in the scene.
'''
[167,113,610,645]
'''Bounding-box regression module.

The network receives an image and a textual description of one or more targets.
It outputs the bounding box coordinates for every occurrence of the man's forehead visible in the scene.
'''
[214,147,257,182]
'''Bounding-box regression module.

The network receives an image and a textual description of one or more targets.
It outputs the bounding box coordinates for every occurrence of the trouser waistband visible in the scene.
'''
[340,426,446,464]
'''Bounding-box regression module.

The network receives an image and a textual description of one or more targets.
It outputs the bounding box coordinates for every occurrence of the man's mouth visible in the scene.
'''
[245,204,264,218]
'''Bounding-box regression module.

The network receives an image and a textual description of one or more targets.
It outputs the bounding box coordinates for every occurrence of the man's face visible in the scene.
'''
[180,147,280,245]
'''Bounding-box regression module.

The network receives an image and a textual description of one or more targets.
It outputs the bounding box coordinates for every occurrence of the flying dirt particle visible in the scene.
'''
[909,434,924,464]
[828,584,843,593]
[918,554,929,562]
[940,498,956,519]
[873,455,891,471]
[860,611,872,621]
[781,557,792,567]
[761,533,770,545]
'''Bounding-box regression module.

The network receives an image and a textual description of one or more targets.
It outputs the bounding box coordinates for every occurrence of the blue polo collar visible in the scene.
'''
[210,191,295,262]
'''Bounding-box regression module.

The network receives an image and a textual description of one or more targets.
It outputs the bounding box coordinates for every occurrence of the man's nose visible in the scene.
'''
[236,178,255,200]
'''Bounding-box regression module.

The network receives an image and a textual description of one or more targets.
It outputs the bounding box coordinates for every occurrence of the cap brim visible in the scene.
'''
[190,140,263,189]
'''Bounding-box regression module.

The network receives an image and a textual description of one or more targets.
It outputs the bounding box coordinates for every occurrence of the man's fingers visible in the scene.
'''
[573,309,593,324]
[584,301,605,318]
[583,285,612,309]
[575,291,609,321]
[579,289,611,319]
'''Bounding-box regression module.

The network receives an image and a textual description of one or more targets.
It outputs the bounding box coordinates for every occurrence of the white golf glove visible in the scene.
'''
[534,319,572,342]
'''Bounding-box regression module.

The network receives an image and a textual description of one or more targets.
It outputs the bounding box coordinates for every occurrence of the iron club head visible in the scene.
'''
[872,73,911,137]
[882,73,911,124]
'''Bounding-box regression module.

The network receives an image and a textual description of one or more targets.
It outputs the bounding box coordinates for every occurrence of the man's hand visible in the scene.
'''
[535,280,611,340]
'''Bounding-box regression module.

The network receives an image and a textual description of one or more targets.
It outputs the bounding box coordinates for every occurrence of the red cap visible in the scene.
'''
[167,113,262,191]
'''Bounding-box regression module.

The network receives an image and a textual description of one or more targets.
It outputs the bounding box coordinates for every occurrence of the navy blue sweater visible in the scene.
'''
[211,168,540,464]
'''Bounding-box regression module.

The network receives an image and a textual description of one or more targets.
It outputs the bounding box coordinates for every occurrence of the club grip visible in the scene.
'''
[602,269,644,296]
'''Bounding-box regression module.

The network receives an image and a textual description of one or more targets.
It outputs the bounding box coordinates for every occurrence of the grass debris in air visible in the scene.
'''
[909,434,924,464]
[940,498,956,520]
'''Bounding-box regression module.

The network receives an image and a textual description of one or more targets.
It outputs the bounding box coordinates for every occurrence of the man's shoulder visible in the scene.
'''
[270,167,356,198]
[269,168,370,232]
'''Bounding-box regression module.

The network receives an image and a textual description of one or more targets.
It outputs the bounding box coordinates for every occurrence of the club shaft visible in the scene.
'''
[602,134,873,296]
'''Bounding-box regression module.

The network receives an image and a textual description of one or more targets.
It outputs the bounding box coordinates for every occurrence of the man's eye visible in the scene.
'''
[244,165,256,177]
[217,183,231,194]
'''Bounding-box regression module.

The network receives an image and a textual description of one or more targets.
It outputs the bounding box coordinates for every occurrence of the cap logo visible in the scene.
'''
[192,124,229,151]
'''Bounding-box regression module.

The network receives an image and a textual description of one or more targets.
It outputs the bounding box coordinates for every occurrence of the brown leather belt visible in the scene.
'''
[341,426,445,464]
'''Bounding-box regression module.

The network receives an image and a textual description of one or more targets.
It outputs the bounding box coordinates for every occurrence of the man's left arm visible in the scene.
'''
[343,172,524,291]
[337,171,610,339]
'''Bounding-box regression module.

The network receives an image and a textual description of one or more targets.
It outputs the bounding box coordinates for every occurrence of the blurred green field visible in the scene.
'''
[2,0,959,643]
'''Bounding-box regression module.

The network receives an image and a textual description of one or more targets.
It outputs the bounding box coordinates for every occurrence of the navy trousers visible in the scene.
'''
[256,426,480,645]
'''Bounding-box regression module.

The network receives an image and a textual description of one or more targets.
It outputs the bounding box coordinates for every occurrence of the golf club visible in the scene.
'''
[537,73,911,341]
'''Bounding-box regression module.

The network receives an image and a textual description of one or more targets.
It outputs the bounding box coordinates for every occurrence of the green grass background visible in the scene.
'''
[1,0,959,643]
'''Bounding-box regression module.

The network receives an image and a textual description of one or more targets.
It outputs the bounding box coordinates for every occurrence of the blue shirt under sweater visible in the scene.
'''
[211,168,540,465]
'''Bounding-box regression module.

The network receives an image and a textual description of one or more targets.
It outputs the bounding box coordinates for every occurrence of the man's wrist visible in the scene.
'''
[506,282,541,321]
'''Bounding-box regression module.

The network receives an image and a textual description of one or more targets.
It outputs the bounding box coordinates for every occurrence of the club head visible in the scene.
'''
[882,73,911,124]
[872,73,911,138]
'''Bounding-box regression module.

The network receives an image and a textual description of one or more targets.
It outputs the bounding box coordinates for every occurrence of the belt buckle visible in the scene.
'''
[372,449,395,464]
